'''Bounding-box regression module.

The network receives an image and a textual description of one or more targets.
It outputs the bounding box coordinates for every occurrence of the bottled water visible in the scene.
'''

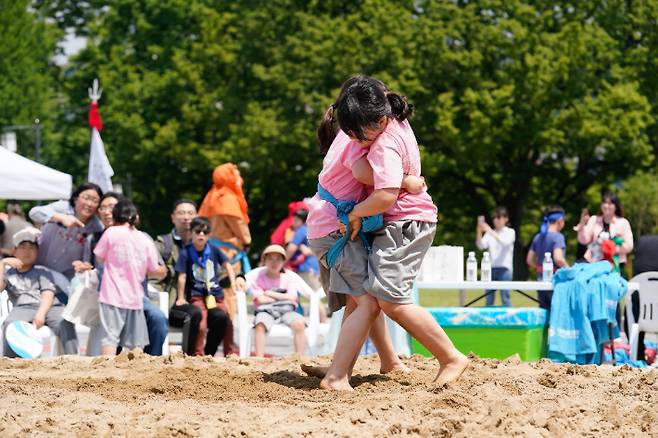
[466,251,477,282]
[542,252,554,282]
[480,251,492,282]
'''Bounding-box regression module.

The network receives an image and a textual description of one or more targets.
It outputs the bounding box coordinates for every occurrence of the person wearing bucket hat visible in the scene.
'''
[0,227,79,357]
[247,244,307,357]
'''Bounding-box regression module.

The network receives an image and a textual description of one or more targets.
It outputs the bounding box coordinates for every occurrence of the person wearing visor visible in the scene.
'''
[526,205,569,309]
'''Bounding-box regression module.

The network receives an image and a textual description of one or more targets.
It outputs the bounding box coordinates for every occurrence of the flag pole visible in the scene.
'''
[87,78,114,192]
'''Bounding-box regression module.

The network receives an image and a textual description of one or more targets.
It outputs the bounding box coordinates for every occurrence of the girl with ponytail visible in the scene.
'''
[308,75,468,390]
[94,199,166,356]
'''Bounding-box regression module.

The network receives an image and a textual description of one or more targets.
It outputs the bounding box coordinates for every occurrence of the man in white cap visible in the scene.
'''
[0,228,78,356]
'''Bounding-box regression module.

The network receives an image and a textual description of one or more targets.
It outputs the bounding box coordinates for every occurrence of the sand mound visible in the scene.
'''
[0,353,656,437]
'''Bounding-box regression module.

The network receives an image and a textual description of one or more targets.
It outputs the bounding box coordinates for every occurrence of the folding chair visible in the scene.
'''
[627,272,658,361]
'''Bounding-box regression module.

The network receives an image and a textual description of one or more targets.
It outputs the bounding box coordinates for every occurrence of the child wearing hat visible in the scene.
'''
[249,244,307,357]
[0,227,78,356]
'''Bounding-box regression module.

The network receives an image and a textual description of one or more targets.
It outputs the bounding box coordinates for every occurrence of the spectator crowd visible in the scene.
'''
[0,163,322,358]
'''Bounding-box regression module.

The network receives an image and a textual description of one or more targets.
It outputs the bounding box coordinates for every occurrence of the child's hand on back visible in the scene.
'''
[402,175,425,194]
[347,213,362,240]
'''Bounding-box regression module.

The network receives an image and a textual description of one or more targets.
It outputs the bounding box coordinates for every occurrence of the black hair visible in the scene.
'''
[173,198,197,212]
[69,182,103,208]
[6,200,23,217]
[190,216,211,232]
[101,191,125,203]
[112,199,139,226]
[601,190,624,217]
[493,206,508,218]
[292,209,308,222]
[317,75,414,154]
[544,204,565,222]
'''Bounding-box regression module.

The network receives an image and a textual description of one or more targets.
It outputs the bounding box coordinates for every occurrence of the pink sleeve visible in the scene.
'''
[367,134,404,190]
[145,240,160,272]
[93,230,110,259]
[250,274,265,298]
[619,218,634,255]
[341,142,368,168]
[577,216,596,245]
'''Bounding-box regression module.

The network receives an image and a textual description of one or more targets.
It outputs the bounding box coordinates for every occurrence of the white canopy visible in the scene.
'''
[0,147,72,200]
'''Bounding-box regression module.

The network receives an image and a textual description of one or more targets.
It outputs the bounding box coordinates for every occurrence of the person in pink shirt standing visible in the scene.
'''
[94,200,166,356]
[575,191,634,275]
[318,75,468,390]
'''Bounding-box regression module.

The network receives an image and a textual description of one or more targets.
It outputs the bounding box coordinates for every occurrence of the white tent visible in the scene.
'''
[0,147,72,200]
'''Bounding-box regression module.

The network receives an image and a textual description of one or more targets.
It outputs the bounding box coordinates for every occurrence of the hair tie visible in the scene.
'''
[329,103,336,122]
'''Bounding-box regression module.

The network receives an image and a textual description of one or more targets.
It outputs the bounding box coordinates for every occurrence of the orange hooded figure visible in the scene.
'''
[199,163,252,252]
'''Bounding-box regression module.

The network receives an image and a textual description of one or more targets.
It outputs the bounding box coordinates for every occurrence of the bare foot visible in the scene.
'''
[380,362,411,374]
[301,363,329,379]
[320,375,354,391]
[433,353,469,386]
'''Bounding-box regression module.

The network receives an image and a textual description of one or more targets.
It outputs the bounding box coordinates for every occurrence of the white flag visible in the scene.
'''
[88,128,114,192]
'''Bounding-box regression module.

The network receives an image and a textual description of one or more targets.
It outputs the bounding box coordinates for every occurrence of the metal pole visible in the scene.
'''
[34,118,41,162]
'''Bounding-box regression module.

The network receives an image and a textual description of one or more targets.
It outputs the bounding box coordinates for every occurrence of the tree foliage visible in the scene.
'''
[13,0,658,272]
[0,0,60,159]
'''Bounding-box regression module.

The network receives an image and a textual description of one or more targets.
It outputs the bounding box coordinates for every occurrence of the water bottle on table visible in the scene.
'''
[480,251,491,282]
[466,251,477,282]
[542,252,554,282]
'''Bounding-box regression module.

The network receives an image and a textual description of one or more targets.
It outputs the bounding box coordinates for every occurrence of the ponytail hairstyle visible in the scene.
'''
[317,104,338,155]
[316,76,362,154]
[334,75,414,142]
[112,199,140,227]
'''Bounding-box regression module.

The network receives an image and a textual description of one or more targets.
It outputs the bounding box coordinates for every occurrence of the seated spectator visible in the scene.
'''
[270,201,309,246]
[1,201,32,257]
[73,192,169,356]
[248,245,306,357]
[93,200,166,356]
[175,216,235,356]
[286,209,321,289]
[154,199,202,356]
[526,205,569,310]
[286,209,327,321]
[29,182,104,281]
[0,227,78,356]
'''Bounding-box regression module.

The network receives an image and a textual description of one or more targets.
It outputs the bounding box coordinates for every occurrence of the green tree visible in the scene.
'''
[619,171,658,238]
[412,1,652,276]
[41,0,656,274]
[0,0,60,161]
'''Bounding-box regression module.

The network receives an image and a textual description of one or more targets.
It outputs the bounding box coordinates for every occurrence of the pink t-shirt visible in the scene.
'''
[94,225,160,310]
[367,119,438,223]
[307,130,368,239]
[250,269,307,306]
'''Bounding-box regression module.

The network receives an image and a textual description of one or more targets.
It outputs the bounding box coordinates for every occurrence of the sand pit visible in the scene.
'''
[0,353,656,437]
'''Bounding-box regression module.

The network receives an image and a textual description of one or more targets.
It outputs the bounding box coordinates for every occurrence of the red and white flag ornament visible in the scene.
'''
[87,79,114,193]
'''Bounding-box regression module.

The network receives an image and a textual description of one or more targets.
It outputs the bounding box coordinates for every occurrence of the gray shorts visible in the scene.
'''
[310,232,369,312]
[99,303,149,349]
[366,220,436,304]
[253,304,304,332]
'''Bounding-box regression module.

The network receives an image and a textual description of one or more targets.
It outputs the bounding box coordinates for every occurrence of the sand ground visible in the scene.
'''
[0,352,657,437]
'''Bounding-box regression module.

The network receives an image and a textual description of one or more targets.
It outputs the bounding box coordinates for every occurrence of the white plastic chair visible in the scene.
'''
[147,286,172,355]
[627,272,658,361]
[236,267,326,358]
